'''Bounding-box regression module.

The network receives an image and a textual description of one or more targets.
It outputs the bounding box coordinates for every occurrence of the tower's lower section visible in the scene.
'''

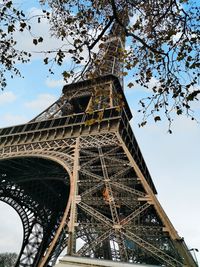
[0,107,197,267]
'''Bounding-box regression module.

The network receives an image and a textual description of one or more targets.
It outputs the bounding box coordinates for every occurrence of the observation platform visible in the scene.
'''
[55,256,160,267]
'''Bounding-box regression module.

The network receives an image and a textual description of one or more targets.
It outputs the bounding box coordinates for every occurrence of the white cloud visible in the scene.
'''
[13,7,98,69]
[45,78,66,88]
[0,114,27,128]
[147,76,160,90]
[129,13,140,25]
[0,91,16,106]
[172,32,182,43]
[14,8,72,60]
[25,93,57,111]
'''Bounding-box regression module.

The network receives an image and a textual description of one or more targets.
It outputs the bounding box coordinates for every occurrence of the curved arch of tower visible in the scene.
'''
[0,154,72,266]
[0,9,197,267]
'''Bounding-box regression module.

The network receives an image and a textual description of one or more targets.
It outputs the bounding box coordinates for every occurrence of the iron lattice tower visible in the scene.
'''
[0,12,197,267]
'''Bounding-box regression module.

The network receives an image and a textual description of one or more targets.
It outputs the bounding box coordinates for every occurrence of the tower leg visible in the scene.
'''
[67,138,80,255]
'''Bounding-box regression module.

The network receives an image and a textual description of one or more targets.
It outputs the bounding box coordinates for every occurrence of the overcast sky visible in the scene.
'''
[0,1,199,265]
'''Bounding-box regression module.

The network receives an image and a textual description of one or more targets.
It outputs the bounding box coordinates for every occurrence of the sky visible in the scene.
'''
[0,1,200,265]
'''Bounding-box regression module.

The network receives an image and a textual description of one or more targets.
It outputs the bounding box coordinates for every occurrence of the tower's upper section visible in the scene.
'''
[85,11,128,87]
[30,9,130,123]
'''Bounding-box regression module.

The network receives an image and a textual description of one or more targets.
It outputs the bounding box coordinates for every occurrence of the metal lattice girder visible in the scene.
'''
[122,230,183,267]
[79,169,103,181]
[126,225,164,235]
[120,203,151,226]
[114,230,129,262]
[98,147,120,224]
[77,229,113,256]
[80,132,120,148]
[80,182,105,197]
[110,181,146,197]
[78,202,113,227]
[110,166,133,180]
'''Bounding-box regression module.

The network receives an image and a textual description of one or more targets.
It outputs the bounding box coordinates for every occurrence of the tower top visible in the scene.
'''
[84,11,129,86]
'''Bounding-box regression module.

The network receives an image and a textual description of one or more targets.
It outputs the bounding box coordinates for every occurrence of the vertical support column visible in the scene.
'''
[98,146,128,261]
[109,83,114,108]
[67,137,80,255]
[86,88,94,113]
[173,239,198,267]
[98,147,119,225]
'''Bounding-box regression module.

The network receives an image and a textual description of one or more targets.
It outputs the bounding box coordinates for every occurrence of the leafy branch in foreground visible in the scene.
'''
[0,0,199,128]
[0,1,32,88]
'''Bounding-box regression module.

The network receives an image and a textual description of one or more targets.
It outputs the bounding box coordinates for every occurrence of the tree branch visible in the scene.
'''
[88,16,114,50]
[110,0,167,56]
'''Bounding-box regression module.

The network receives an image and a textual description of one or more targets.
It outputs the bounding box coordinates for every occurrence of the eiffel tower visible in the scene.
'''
[0,10,197,267]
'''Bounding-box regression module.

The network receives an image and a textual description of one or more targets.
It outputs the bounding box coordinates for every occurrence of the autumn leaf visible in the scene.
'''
[33,39,38,45]
[154,116,161,122]
[127,82,134,88]
[38,37,43,43]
